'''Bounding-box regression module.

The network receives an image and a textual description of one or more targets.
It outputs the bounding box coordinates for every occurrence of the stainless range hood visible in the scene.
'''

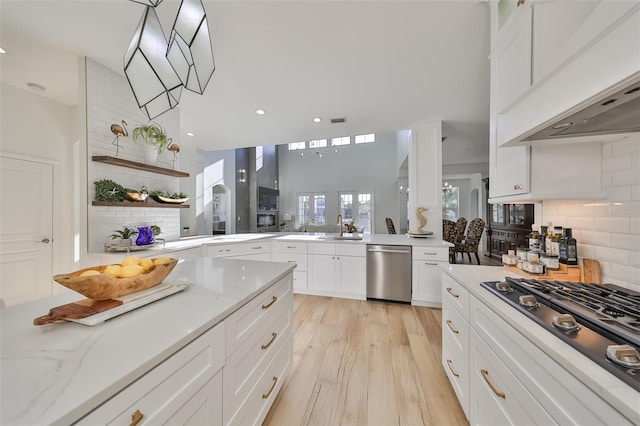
[522,75,640,142]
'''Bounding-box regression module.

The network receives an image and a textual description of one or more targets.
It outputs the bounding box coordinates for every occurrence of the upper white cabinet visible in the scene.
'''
[496,0,640,147]
[488,0,623,202]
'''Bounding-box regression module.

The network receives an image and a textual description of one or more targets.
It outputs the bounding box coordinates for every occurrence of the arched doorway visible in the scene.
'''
[212,184,231,235]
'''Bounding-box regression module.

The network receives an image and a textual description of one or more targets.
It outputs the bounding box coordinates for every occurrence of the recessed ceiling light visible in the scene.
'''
[0,47,6,54]
[256,109,266,115]
[186,132,195,137]
[26,82,46,92]
[313,117,322,123]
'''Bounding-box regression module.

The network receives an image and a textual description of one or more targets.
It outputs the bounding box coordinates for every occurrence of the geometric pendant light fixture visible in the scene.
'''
[124,5,183,120]
[166,0,215,94]
[128,0,164,6]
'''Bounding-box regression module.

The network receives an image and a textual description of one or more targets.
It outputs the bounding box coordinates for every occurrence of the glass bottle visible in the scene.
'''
[529,224,539,251]
[551,226,563,257]
[565,228,578,265]
[539,225,548,255]
[545,223,554,255]
[559,228,568,264]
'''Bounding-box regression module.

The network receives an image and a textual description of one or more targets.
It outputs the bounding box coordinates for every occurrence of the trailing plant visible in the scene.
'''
[94,179,125,202]
[109,226,139,240]
[132,122,170,154]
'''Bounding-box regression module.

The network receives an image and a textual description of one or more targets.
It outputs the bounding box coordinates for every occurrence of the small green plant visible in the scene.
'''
[132,122,170,154]
[150,189,188,199]
[109,226,139,240]
[95,179,125,202]
[150,225,162,237]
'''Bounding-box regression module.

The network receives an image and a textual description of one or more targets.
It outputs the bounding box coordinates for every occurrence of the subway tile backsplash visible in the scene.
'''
[542,134,640,291]
[86,59,182,252]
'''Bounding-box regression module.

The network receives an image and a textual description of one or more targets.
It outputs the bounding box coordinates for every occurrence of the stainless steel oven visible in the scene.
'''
[257,211,278,232]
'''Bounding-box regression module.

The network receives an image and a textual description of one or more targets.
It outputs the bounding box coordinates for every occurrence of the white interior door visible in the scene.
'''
[0,156,54,306]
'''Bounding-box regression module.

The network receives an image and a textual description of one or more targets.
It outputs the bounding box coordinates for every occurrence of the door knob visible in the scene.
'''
[37,238,51,244]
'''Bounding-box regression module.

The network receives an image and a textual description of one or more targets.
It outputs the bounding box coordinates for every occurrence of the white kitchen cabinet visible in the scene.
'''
[77,322,225,425]
[411,247,448,307]
[307,243,366,300]
[469,296,632,425]
[271,241,308,291]
[441,272,470,419]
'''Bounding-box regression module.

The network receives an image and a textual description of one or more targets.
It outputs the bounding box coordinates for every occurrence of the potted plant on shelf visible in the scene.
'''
[109,226,139,247]
[132,122,171,164]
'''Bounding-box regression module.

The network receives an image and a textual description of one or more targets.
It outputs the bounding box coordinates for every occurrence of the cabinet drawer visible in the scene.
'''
[442,295,468,351]
[225,275,292,356]
[308,242,335,255]
[225,334,292,426]
[442,273,469,318]
[77,323,225,425]
[206,243,245,258]
[335,243,366,257]
[443,327,469,419]
[223,293,292,422]
[270,252,308,271]
[271,241,308,254]
[412,247,448,261]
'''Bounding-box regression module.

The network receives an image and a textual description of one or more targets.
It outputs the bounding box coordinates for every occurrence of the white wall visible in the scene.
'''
[0,82,77,274]
[85,59,183,252]
[278,132,400,233]
[542,134,640,291]
[198,148,237,235]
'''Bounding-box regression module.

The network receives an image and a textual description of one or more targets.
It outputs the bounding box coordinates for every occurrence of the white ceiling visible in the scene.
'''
[0,0,491,166]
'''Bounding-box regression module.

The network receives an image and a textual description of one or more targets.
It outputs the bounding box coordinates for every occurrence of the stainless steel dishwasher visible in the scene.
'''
[366,244,412,303]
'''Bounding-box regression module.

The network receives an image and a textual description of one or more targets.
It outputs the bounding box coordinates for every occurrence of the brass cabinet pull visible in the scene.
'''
[514,184,523,190]
[252,246,262,250]
[423,252,436,256]
[286,246,296,249]
[262,295,277,310]
[219,248,231,253]
[446,359,460,377]
[424,262,438,266]
[287,260,297,263]
[446,287,460,298]
[262,376,278,399]
[130,409,143,426]
[481,369,506,399]
[446,320,459,334]
[261,332,277,350]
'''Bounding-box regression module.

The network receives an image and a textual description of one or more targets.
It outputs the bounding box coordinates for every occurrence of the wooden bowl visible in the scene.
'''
[53,258,179,301]
[125,192,149,202]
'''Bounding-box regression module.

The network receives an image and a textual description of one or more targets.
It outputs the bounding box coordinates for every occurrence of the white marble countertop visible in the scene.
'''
[442,265,640,424]
[0,258,295,425]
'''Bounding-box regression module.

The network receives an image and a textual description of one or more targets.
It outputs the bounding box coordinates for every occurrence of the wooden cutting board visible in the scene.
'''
[33,299,123,325]
[582,258,602,284]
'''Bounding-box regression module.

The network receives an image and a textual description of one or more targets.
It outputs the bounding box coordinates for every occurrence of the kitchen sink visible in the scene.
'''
[330,235,363,241]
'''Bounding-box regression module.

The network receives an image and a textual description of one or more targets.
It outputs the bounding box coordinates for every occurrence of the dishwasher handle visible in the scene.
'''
[367,247,411,254]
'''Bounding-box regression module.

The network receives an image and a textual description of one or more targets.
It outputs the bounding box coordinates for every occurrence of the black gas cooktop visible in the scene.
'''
[481,277,640,391]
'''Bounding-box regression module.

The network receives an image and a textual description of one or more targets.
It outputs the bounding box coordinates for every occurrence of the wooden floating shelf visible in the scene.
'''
[92,201,190,209]
[92,156,189,177]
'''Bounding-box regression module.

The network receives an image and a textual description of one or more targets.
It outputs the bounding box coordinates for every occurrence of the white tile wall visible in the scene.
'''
[86,59,182,252]
[542,134,640,291]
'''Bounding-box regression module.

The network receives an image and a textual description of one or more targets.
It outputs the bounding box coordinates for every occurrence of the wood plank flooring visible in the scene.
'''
[263,295,469,426]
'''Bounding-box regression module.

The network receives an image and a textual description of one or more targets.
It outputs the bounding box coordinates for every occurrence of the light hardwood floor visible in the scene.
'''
[263,294,469,426]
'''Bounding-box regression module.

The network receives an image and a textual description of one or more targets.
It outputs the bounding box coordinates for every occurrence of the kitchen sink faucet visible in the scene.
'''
[337,214,343,237]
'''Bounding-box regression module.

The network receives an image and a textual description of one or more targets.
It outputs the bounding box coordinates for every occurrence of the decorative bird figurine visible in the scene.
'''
[168,143,180,169]
[110,120,128,157]
[416,206,428,232]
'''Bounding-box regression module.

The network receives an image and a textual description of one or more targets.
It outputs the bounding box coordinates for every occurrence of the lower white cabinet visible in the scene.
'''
[411,247,449,307]
[77,323,225,425]
[271,241,308,291]
[469,296,632,425]
[223,275,293,425]
[307,243,366,300]
[156,246,202,261]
